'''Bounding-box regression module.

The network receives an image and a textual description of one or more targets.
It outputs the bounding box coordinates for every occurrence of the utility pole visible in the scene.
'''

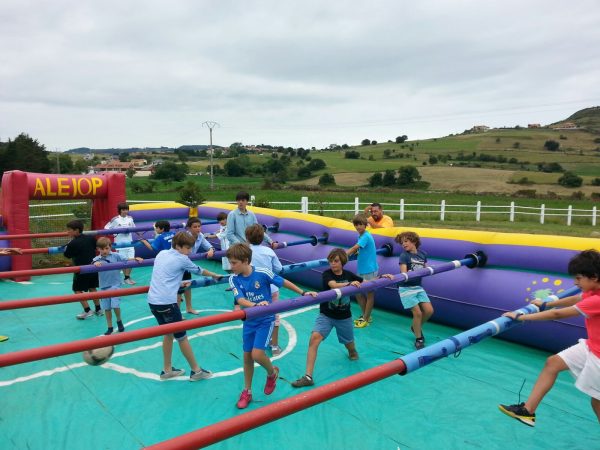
[202,121,220,190]
[55,148,60,174]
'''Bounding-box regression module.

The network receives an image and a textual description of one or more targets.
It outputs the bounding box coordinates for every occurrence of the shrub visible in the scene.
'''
[591,178,600,186]
[515,189,537,198]
[368,172,383,187]
[318,173,336,186]
[544,140,560,151]
[570,191,585,200]
[558,171,583,188]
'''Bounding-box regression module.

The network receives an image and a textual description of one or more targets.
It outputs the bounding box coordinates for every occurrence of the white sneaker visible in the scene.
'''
[76,310,95,320]
[123,278,136,285]
[271,345,282,356]
[94,309,104,316]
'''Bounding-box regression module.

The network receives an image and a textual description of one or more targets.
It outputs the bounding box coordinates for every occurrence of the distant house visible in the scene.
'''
[130,159,147,167]
[92,161,135,173]
[528,123,541,128]
[471,125,490,133]
[550,122,578,130]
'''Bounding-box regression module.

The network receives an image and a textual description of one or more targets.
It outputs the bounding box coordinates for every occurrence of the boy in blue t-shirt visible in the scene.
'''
[346,214,379,328]
[227,243,316,409]
[396,231,433,350]
[93,237,143,335]
[141,220,175,254]
[147,231,223,381]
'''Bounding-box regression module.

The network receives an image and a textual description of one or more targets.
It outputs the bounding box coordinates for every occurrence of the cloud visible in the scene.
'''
[1,0,600,149]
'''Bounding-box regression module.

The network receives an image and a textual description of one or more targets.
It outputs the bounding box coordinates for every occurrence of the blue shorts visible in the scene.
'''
[398,286,431,309]
[149,303,187,341]
[358,271,378,293]
[242,318,275,352]
[100,297,121,310]
[313,314,354,344]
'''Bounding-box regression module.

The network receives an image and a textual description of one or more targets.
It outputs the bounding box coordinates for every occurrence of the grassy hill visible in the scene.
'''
[551,106,600,133]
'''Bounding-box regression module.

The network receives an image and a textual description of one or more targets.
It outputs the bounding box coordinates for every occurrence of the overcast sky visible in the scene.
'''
[1,0,600,151]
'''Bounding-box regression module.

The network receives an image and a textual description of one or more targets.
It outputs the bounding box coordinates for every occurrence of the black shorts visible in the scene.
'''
[149,303,186,340]
[72,272,99,292]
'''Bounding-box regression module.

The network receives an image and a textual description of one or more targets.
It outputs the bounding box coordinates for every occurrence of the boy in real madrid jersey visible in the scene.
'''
[226,243,317,409]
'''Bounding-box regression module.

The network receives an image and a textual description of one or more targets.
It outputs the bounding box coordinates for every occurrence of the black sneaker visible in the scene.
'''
[498,402,536,427]
[415,337,425,350]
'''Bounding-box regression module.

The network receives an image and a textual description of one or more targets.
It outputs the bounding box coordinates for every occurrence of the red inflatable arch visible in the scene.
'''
[0,170,126,279]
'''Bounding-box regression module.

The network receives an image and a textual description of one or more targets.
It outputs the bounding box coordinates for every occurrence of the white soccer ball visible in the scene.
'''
[82,346,115,366]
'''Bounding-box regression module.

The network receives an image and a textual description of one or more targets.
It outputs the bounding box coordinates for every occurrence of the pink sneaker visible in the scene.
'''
[236,389,252,409]
[264,366,279,395]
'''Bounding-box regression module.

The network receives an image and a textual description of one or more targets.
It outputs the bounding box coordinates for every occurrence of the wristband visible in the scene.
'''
[515,312,524,320]
[539,302,548,312]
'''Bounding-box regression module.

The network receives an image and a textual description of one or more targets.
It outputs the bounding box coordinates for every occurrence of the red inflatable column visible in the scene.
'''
[0,170,32,279]
[91,172,126,231]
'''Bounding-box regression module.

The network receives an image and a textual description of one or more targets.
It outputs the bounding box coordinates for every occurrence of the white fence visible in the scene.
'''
[261,197,598,227]
[27,198,599,227]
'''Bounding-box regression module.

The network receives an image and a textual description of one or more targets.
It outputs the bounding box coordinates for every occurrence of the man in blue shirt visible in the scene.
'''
[226,191,276,248]
[147,231,223,382]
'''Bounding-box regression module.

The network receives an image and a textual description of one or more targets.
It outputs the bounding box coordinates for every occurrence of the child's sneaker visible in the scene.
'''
[237,389,252,409]
[354,318,369,328]
[104,328,114,336]
[415,337,425,350]
[190,368,212,381]
[123,278,136,285]
[159,367,185,380]
[270,345,282,356]
[264,366,279,395]
[76,310,95,320]
[94,309,104,317]
[348,350,359,360]
[498,403,536,427]
[291,375,314,388]
[117,321,125,333]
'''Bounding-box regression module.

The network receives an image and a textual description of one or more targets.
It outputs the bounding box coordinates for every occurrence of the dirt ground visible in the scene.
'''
[302,166,599,195]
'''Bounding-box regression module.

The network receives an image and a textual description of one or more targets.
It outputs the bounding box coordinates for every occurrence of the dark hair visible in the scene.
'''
[226,242,252,263]
[154,220,171,232]
[117,202,129,213]
[96,237,112,248]
[245,224,264,245]
[327,248,348,265]
[352,214,368,226]
[235,191,250,202]
[568,249,600,279]
[66,219,84,233]
[370,202,383,209]
[172,231,195,248]
[186,217,201,228]
[395,231,421,248]
[216,212,228,221]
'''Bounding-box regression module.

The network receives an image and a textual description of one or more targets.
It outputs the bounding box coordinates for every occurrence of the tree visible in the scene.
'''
[368,172,383,187]
[177,181,205,207]
[307,158,326,171]
[0,133,51,176]
[544,140,560,151]
[361,139,371,146]
[371,140,378,145]
[54,153,74,173]
[382,169,396,186]
[224,158,247,176]
[397,165,421,186]
[318,173,336,186]
[118,152,131,162]
[126,167,136,178]
[383,149,391,158]
[344,150,360,159]
[428,155,438,165]
[151,161,188,181]
[74,159,90,174]
[558,171,583,188]
[297,166,312,178]
[395,135,408,143]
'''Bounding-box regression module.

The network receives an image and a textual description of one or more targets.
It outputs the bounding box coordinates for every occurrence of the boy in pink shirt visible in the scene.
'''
[499,249,600,427]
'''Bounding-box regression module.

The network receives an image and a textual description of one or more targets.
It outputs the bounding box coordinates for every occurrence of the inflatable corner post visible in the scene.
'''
[0,170,126,280]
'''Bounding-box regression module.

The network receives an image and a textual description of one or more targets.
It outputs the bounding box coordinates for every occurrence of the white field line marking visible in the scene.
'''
[0,305,318,386]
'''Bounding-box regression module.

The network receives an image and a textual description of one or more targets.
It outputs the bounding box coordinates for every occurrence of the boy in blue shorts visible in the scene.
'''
[93,237,143,335]
[148,231,223,381]
[227,243,316,409]
[347,214,379,328]
[396,231,433,350]
[292,248,363,388]
[140,220,175,254]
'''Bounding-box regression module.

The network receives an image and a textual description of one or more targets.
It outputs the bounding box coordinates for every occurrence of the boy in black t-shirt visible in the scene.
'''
[292,248,363,388]
[63,220,101,320]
